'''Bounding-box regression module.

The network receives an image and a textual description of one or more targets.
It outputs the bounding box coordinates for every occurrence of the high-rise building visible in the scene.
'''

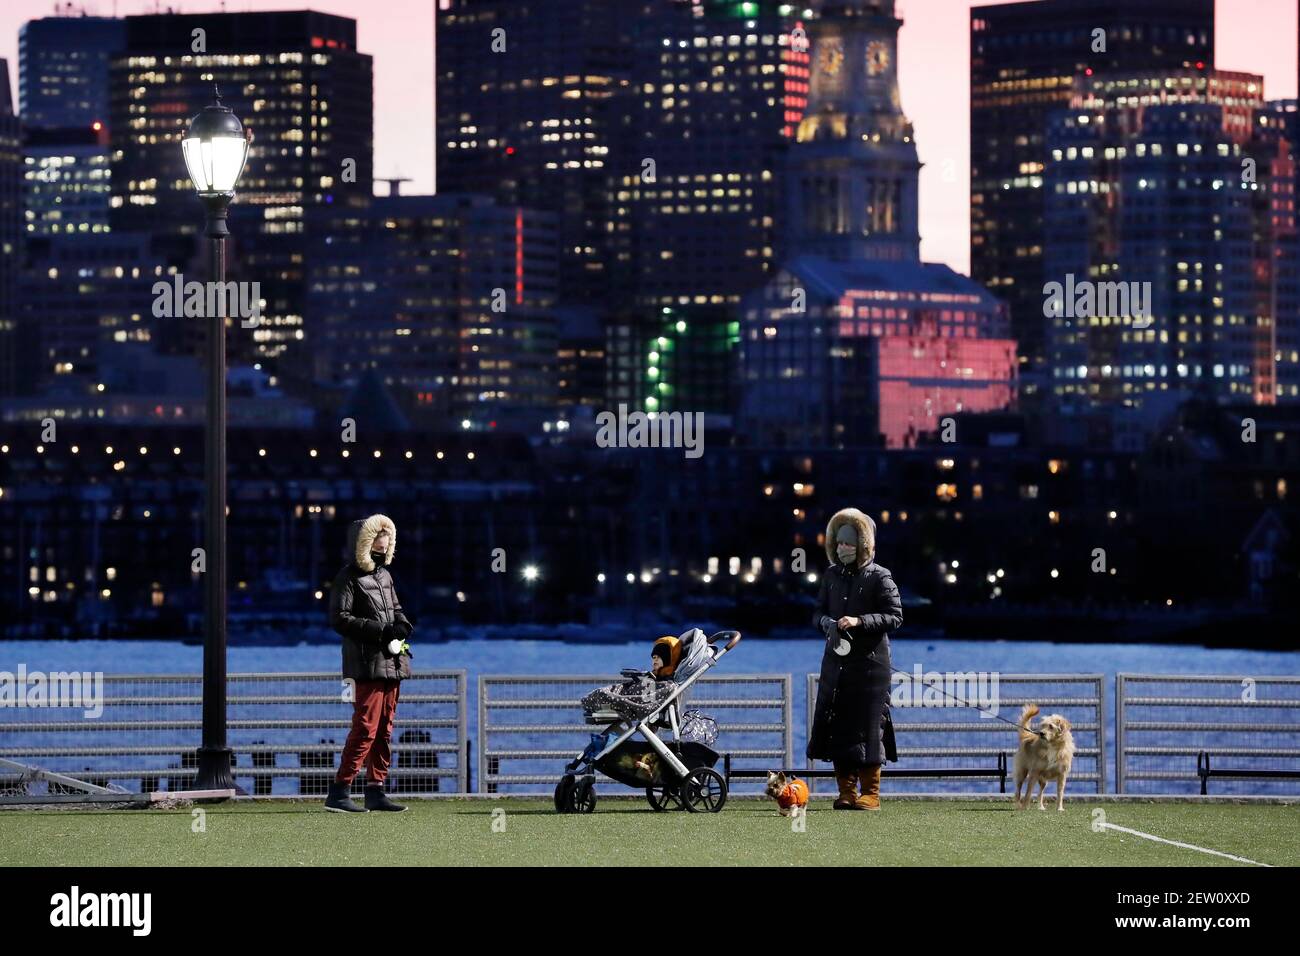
[306,194,559,423]
[18,232,169,398]
[605,0,805,417]
[970,0,1214,397]
[19,16,122,242]
[0,63,22,397]
[23,125,112,238]
[437,1,813,417]
[15,15,139,402]
[16,16,124,399]
[436,0,639,305]
[19,16,124,131]
[555,306,606,408]
[788,0,918,263]
[109,11,373,367]
[1256,99,1297,402]
[1289,0,1300,401]
[741,0,1017,448]
[1043,69,1281,418]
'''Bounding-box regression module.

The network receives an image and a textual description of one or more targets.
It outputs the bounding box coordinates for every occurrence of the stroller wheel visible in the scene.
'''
[554,773,576,813]
[681,767,727,813]
[573,775,597,813]
[646,785,683,812]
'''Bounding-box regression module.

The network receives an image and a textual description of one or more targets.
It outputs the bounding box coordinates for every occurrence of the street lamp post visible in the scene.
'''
[182,87,249,792]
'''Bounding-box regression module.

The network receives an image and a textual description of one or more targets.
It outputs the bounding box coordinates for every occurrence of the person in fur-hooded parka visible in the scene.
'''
[806,508,901,810]
[326,513,413,813]
[331,513,412,682]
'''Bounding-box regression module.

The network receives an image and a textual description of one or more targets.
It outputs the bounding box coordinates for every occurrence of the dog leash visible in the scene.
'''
[858,650,1043,737]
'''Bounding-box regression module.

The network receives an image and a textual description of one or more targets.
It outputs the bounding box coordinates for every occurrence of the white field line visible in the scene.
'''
[1101,822,1272,867]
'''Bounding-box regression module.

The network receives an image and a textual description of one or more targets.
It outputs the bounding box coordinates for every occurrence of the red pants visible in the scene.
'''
[336,679,401,785]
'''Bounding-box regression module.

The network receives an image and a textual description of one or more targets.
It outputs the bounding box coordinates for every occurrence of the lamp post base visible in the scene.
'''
[193,746,235,793]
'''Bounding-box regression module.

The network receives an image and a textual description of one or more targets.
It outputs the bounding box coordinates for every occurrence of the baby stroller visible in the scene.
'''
[555,628,742,813]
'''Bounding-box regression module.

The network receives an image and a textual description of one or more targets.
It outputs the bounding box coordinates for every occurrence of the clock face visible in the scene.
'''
[817,38,845,79]
[866,39,890,76]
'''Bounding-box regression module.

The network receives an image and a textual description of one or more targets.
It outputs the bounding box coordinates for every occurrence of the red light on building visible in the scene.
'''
[875,335,1018,448]
[783,21,810,138]
[515,209,525,305]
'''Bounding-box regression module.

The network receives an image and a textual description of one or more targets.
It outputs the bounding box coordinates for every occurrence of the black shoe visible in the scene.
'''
[365,784,407,812]
[324,780,367,813]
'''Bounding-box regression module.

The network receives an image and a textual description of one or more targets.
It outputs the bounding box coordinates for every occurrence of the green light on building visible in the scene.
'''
[675,320,687,333]
[706,0,765,16]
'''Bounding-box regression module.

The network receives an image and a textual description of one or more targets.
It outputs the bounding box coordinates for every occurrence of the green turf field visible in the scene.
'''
[2,798,1296,866]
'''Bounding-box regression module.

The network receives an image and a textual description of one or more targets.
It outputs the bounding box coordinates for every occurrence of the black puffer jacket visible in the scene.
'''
[806,509,902,768]
[807,561,901,767]
[330,516,413,682]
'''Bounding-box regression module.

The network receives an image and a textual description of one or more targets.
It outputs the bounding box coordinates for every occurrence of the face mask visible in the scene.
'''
[835,526,858,566]
[370,552,386,568]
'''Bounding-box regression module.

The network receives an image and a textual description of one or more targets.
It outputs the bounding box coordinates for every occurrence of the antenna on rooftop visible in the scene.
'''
[376,177,412,197]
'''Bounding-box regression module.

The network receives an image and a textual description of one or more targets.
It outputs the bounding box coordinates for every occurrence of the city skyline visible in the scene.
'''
[1,0,1294,275]
[0,1,1295,881]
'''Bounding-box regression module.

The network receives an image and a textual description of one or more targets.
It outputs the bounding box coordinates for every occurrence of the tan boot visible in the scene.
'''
[855,764,881,810]
[833,771,861,810]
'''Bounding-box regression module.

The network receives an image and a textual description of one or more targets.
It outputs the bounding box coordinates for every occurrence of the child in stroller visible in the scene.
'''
[554,628,742,813]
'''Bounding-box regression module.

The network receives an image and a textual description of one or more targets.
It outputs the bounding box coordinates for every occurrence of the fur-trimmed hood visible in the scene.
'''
[824,507,876,569]
[345,514,397,572]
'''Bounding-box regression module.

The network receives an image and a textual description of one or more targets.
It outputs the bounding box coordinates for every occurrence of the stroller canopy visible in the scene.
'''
[672,628,712,683]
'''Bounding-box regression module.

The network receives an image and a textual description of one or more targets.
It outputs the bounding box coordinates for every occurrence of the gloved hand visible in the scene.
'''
[821,616,851,656]
[392,619,413,640]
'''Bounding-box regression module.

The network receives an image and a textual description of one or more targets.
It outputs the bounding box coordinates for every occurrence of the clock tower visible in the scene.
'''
[789,0,920,263]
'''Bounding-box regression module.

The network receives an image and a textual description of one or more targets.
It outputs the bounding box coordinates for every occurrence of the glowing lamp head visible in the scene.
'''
[182,88,249,198]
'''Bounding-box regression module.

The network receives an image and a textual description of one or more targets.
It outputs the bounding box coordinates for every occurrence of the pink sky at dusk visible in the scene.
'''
[2,0,1296,273]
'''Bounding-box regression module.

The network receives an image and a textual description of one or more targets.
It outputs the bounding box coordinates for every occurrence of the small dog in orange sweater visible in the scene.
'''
[765,771,810,817]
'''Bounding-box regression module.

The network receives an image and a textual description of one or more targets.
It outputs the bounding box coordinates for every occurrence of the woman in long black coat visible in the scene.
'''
[807,508,902,810]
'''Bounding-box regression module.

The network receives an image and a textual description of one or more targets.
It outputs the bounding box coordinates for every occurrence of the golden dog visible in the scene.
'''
[1013,703,1075,811]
